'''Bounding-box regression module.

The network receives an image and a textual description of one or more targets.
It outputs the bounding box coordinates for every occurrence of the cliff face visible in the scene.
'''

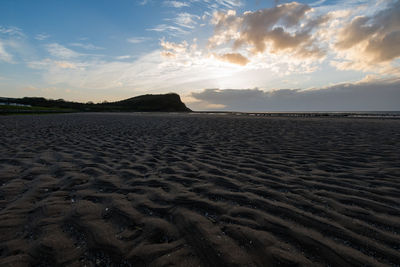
[1,93,192,113]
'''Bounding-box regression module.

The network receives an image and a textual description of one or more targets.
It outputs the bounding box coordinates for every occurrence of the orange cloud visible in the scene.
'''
[55,61,77,69]
[159,39,190,58]
[334,1,400,68]
[160,39,188,53]
[209,2,328,59]
[161,51,176,58]
[215,52,249,66]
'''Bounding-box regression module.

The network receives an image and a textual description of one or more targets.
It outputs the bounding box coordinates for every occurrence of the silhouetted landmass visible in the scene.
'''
[0,93,191,114]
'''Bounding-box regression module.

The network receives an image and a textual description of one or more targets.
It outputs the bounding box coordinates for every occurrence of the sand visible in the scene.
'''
[0,113,399,266]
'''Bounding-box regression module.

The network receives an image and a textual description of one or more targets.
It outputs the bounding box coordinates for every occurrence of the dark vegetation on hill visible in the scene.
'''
[0,93,191,114]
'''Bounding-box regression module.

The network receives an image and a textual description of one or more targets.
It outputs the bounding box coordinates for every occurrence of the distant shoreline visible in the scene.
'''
[191,111,400,119]
[2,109,400,119]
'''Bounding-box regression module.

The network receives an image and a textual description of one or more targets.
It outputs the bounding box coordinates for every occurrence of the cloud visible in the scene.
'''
[177,1,398,74]
[215,52,249,65]
[69,42,103,50]
[139,0,150,5]
[150,1,243,37]
[332,0,400,71]
[147,24,189,35]
[0,26,25,63]
[155,12,200,35]
[209,2,328,59]
[159,39,200,60]
[172,12,200,29]
[26,45,249,94]
[127,37,151,44]
[159,37,321,77]
[35,33,50,41]
[115,55,132,60]
[160,39,189,56]
[46,43,80,59]
[54,61,78,69]
[190,77,400,111]
[0,41,13,63]
[27,59,85,70]
[214,0,242,8]
[0,26,24,37]
[310,0,328,7]
[22,85,38,91]
[164,1,190,8]
[185,0,242,10]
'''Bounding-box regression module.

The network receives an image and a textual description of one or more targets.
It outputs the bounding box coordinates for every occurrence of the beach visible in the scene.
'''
[1,113,399,266]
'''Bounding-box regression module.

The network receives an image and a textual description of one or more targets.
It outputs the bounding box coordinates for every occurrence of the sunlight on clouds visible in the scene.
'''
[189,2,331,74]
[184,1,399,76]
[159,39,256,85]
[27,31,326,95]
[209,3,328,59]
[214,52,249,66]
[2,0,399,106]
[54,61,78,69]
[27,59,86,71]
[115,55,132,60]
[160,25,321,75]
[208,10,240,47]
[160,39,189,54]
[329,0,400,73]
[27,46,246,93]
[61,49,254,96]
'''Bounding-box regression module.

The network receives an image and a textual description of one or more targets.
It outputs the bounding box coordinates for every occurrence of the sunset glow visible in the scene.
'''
[1,0,399,110]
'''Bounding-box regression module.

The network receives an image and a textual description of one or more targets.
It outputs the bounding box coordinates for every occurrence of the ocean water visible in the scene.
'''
[192,111,400,118]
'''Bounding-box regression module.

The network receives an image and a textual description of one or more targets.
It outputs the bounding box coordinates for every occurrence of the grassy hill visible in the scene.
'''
[0,93,191,114]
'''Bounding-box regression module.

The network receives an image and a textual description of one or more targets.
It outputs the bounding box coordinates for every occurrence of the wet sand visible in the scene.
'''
[1,113,399,266]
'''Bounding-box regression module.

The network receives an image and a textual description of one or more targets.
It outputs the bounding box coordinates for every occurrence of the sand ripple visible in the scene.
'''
[1,113,400,266]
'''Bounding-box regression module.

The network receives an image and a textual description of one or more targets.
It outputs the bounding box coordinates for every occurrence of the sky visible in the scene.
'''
[0,0,399,111]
